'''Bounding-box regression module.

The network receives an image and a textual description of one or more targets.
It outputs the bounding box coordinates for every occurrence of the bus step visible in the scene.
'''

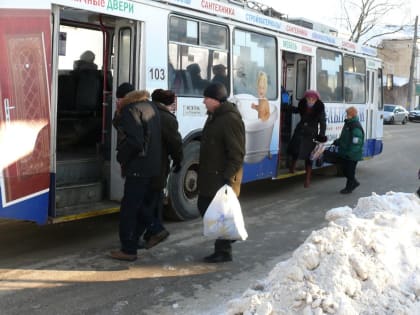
[56,157,102,186]
[56,181,103,208]
[51,200,120,224]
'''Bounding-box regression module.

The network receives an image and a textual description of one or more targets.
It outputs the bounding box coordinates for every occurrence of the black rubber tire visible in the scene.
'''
[402,118,407,125]
[390,116,394,124]
[164,141,201,221]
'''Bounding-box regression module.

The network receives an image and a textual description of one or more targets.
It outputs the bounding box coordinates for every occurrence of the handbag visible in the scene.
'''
[203,185,248,241]
[322,145,339,164]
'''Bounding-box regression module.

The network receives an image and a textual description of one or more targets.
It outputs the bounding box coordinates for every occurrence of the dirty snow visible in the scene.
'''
[227,192,420,315]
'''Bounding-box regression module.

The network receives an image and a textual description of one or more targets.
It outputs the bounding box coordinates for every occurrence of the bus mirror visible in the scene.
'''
[386,74,393,90]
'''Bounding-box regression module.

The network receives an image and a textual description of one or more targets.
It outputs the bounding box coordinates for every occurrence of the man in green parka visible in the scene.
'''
[334,106,365,194]
[197,82,245,263]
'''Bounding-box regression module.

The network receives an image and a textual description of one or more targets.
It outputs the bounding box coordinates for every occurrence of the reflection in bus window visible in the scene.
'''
[316,48,342,102]
[232,29,277,99]
[168,16,228,96]
[343,55,365,103]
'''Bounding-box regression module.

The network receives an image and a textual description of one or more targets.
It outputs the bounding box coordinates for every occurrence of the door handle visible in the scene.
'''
[3,98,15,124]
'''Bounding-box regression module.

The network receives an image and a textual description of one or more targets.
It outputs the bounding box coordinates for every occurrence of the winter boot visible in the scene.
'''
[304,165,312,188]
[204,240,232,263]
[350,180,360,192]
[340,180,353,194]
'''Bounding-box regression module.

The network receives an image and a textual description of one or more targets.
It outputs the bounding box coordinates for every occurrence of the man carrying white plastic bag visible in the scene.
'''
[197,83,246,263]
[203,184,248,241]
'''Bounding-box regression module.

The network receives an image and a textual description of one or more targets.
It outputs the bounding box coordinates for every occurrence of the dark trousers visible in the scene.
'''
[119,176,154,254]
[198,195,233,255]
[341,159,358,186]
[142,189,165,239]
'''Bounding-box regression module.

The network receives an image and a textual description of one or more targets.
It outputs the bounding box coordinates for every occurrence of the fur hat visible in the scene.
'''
[151,89,175,105]
[203,83,228,102]
[303,90,320,99]
[80,50,95,63]
[116,82,134,98]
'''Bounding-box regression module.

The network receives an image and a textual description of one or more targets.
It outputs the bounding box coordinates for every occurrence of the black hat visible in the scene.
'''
[203,83,228,102]
[152,89,175,105]
[116,82,134,98]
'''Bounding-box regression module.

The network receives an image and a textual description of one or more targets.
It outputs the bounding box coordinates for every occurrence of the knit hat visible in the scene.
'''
[116,82,134,98]
[80,50,95,63]
[151,89,175,105]
[203,83,228,102]
[303,90,320,99]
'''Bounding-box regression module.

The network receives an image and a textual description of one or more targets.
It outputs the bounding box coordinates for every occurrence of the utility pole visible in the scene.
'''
[407,15,418,111]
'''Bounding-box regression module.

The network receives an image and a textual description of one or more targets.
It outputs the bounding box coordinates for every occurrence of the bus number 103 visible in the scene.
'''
[149,67,165,81]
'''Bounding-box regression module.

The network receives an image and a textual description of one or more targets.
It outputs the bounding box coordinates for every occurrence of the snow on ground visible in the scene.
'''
[227,192,420,315]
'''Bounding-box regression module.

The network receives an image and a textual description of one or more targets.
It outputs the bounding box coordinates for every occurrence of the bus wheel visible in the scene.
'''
[165,141,200,221]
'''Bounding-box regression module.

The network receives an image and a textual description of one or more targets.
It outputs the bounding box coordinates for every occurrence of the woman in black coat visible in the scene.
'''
[288,90,327,187]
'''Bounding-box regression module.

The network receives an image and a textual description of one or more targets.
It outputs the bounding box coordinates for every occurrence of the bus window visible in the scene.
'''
[343,55,366,103]
[233,29,277,99]
[168,16,228,96]
[316,48,342,102]
[117,28,132,85]
[296,59,308,100]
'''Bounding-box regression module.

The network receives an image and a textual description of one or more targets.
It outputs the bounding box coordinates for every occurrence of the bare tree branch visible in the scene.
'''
[362,26,404,44]
[342,0,405,43]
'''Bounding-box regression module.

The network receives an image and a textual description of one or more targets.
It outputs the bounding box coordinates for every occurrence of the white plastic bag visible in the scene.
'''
[310,142,326,161]
[203,185,248,241]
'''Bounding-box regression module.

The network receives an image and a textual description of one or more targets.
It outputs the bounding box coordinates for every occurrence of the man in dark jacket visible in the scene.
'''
[198,83,245,263]
[110,89,162,261]
[334,106,364,194]
[139,89,183,248]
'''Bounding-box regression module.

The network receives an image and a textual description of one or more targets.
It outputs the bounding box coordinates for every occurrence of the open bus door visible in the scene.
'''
[110,20,141,202]
[0,9,52,224]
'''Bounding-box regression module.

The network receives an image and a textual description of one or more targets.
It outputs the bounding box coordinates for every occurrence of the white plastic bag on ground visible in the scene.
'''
[203,185,248,241]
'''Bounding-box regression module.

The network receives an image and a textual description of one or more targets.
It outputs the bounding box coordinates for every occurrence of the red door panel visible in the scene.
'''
[0,9,51,205]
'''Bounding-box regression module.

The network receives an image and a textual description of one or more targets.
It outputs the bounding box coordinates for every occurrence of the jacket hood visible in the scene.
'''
[120,90,150,108]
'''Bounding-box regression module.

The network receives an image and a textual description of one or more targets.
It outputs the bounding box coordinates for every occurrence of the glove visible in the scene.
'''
[172,163,182,173]
[315,135,327,143]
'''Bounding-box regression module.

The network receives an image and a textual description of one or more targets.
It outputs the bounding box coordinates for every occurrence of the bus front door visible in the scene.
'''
[110,20,141,201]
[0,9,52,224]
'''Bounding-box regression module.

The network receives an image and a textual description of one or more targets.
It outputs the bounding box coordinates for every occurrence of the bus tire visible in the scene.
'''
[165,141,201,221]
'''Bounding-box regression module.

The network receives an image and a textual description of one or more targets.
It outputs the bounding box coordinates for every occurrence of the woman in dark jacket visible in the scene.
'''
[288,90,327,187]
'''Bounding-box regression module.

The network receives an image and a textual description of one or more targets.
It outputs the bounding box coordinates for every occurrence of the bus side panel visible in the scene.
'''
[0,9,51,224]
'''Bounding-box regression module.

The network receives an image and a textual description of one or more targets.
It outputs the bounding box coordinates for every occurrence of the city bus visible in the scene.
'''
[0,0,384,224]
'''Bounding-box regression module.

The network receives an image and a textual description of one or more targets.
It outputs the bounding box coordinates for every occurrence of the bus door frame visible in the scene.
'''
[110,19,141,201]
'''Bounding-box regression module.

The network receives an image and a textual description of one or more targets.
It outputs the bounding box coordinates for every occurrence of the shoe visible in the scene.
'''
[340,188,352,194]
[351,180,360,192]
[203,252,232,263]
[109,250,137,261]
[145,229,170,249]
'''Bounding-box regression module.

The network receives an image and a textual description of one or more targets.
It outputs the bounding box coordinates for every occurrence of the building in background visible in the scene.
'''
[377,37,420,109]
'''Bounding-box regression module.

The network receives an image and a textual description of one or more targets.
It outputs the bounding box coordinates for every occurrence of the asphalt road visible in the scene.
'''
[0,122,419,315]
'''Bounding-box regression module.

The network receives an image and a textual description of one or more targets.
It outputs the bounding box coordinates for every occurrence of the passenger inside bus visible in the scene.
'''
[73,50,98,71]
[212,64,229,92]
[317,71,333,101]
[186,63,210,94]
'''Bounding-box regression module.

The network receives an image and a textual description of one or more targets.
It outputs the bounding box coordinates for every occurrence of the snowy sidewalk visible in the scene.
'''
[228,192,420,315]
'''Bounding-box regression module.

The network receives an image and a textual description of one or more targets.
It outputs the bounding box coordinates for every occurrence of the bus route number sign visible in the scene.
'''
[148,67,165,81]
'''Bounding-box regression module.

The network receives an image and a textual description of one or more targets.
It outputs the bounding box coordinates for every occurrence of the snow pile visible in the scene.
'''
[228,192,420,315]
